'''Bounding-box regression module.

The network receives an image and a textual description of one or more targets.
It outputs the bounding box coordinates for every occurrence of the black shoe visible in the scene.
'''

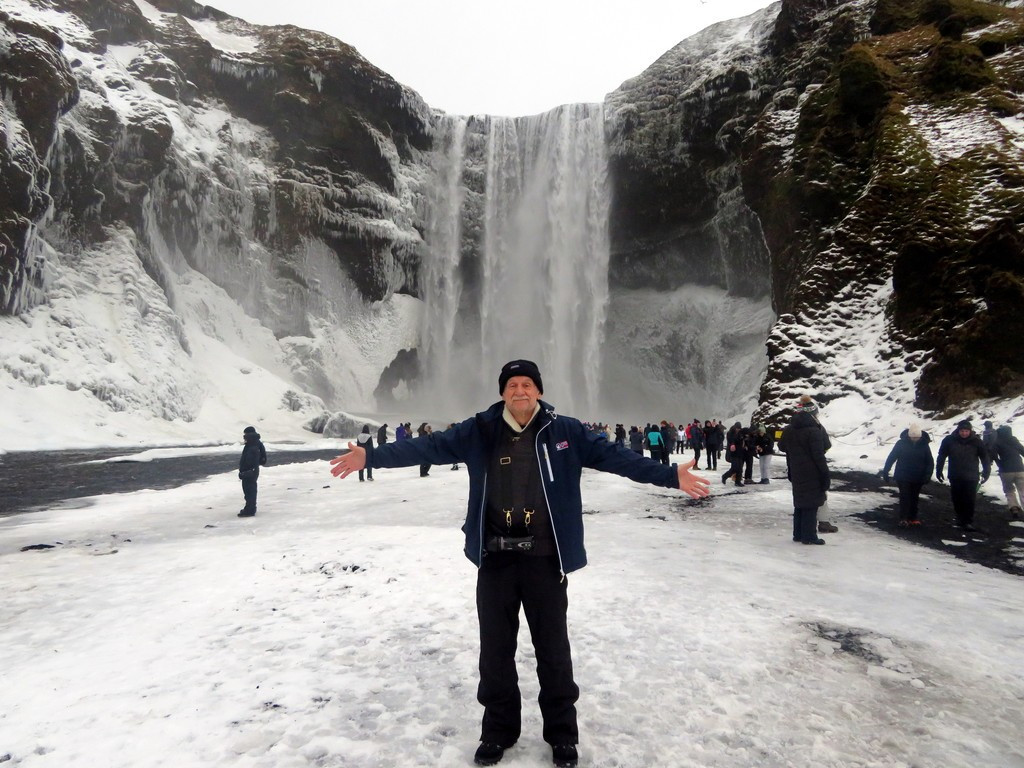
[474,742,509,766]
[552,744,578,768]
[802,538,826,545]
[759,479,770,484]
[237,509,255,518]
[962,523,982,533]
[818,521,838,533]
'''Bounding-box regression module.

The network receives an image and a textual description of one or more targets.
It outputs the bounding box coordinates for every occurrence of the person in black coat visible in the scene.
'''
[659,421,675,466]
[881,424,934,526]
[703,420,720,470]
[628,426,644,455]
[992,424,1024,517]
[936,420,991,531]
[778,402,830,544]
[689,420,705,468]
[377,423,389,446]
[356,425,375,482]
[417,423,433,476]
[238,425,267,517]
[722,422,746,487]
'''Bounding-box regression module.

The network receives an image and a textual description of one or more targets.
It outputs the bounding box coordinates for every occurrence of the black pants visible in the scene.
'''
[743,455,754,481]
[723,456,744,485]
[897,481,924,522]
[476,554,579,747]
[793,506,819,542]
[420,463,431,477]
[693,447,702,466]
[949,479,977,525]
[707,449,717,470]
[241,476,258,512]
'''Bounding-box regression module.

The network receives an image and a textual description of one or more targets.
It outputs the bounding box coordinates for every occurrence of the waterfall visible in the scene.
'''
[418,103,611,417]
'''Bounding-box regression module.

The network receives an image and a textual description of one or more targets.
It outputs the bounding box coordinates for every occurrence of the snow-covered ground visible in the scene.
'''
[2,436,1023,768]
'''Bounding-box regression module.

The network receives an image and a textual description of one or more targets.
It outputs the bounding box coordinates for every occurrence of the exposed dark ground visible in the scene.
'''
[0,446,343,517]
[831,469,1024,578]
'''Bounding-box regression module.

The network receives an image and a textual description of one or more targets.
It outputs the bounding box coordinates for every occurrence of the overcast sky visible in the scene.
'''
[203,0,778,116]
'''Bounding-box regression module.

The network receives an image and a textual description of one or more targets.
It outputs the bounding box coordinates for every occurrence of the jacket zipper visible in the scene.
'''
[535,420,565,579]
[477,472,488,567]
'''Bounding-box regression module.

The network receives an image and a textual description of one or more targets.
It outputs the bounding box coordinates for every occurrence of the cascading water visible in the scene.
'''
[418,104,611,418]
[418,115,468,398]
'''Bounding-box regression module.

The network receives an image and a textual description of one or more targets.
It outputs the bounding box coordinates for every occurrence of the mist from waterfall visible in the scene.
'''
[418,105,610,418]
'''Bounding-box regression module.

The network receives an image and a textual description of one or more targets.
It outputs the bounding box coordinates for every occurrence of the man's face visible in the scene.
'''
[502,376,540,420]
[959,427,972,438]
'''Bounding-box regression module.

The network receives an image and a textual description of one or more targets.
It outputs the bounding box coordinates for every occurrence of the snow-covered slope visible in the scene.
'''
[0,0,431,449]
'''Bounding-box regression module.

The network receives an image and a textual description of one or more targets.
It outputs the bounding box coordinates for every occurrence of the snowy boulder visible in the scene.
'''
[321,414,362,439]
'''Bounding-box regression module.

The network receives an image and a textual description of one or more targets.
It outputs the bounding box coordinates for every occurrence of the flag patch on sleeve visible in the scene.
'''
[555,441,569,451]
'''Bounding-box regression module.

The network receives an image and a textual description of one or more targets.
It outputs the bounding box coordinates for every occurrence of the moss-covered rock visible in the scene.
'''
[924,39,996,92]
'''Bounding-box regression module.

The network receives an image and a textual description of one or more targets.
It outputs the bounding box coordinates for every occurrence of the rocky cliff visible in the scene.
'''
[742,0,1024,423]
[1,0,434,430]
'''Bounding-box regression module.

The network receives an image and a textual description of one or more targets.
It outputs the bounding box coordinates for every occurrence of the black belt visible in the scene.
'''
[484,535,535,552]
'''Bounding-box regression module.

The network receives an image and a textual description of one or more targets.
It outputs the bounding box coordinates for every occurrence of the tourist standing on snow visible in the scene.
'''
[237,425,266,518]
[992,424,1024,518]
[704,420,721,470]
[417,423,433,477]
[377,423,389,446]
[881,424,934,527]
[660,421,675,465]
[778,397,830,544]
[722,422,746,486]
[356,425,374,482]
[754,425,775,484]
[629,425,644,455]
[646,424,665,463]
[936,420,991,532]
[328,359,710,768]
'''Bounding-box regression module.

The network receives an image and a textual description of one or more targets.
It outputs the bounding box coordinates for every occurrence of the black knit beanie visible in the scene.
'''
[498,359,543,394]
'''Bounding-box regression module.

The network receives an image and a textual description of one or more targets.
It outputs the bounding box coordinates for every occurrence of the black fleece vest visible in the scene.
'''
[484,419,555,556]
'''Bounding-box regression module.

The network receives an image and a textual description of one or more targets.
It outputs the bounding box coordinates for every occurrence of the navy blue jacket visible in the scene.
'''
[369,400,680,574]
[882,430,934,483]
[994,425,1024,473]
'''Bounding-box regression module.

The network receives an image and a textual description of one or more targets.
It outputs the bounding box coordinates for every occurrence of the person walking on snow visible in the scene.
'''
[328,359,710,768]
[356,425,374,482]
[992,424,1024,518]
[722,422,745,486]
[237,425,266,517]
[881,424,934,527]
[936,420,991,532]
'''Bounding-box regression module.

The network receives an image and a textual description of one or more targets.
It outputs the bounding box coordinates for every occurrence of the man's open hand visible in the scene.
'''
[677,459,711,498]
[329,443,366,479]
